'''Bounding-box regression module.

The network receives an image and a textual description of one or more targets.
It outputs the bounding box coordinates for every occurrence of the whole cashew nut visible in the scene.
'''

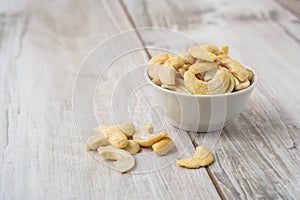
[176,146,214,169]
[133,123,168,147]
[98,145,135,173]
[97,126,128,149]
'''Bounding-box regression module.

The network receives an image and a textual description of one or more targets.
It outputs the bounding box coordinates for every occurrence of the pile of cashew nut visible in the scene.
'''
[86,122,215,172]
[86,122,175,173]
[148,44,254,94]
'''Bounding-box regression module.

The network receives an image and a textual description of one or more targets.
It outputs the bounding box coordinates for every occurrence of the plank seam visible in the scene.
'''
[119,1,226,198]
[274,20,300,45]
[207,167,227,200]
[188,132,226,200]
[118,0,151,58]
[273,0,300,19]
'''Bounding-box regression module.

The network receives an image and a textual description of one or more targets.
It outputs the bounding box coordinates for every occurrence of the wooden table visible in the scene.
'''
[1,0,300,199]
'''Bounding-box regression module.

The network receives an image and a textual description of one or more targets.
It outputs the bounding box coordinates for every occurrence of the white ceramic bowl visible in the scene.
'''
[145,69,257,132]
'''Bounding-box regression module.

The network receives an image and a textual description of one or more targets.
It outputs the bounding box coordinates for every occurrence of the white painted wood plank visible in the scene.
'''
[0,1,220,199]
[123,0,300,199]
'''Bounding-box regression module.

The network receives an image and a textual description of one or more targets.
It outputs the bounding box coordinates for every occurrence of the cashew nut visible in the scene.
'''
[234,77,250,91]
[188,46,216,62]
[148,64,161,79]
[178,68,187,78]
[201,44,220,55]
[152,77,162,86]
[158,66,176,85]
[218,55,249,82]
[182,63,191,70]
[135,131,168,147]
[117,122,135,137]
[148,44,253,95]
[180,52,195,64]
[207,67,232,94]
[98,126,128,149]
[152,137,174,156]
[176,146,214,169]
[123,140,140,155]
[247,68,254,81]
[203,67,218,81]
[194,146,214,166]
[163,55,185,69]
[226,72,235,93]
[86,131,109,151]
[184,71,209,94]
[191,62,217,74]
[98,145,135,173]
[148,53,169,65]
[161,78,191,94]
[133,124,168,147]
[220,46,229,55]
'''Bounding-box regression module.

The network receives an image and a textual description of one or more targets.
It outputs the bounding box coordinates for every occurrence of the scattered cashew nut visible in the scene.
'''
[98,126,128,149]
[123,140,140,155]
[133,124,168,147]
[98,145,135,173]
[152,137,174,156]
[176,146,214,169]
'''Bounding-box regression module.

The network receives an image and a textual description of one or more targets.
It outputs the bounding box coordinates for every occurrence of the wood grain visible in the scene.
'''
[275,0,300,18]
[122,0,300,199]
[0,0,220,199]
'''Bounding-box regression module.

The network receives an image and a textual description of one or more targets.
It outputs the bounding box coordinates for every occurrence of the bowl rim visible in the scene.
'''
[144,66,257,98]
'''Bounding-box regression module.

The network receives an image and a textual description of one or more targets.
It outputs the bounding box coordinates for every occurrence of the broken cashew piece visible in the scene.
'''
[158,66,176,85]
[123,140,140,155]
[98,126,128,149]
[220,46,229,55]
[152,77,162,86]
[86,131,109,151]
[98,145,135,173]
[176,146,214,169]
[117,122,135,137]
[152,137,174,156]
[147,64,161,79]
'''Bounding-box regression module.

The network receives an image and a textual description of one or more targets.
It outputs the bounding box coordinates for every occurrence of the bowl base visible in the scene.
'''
[167,119,226,133]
